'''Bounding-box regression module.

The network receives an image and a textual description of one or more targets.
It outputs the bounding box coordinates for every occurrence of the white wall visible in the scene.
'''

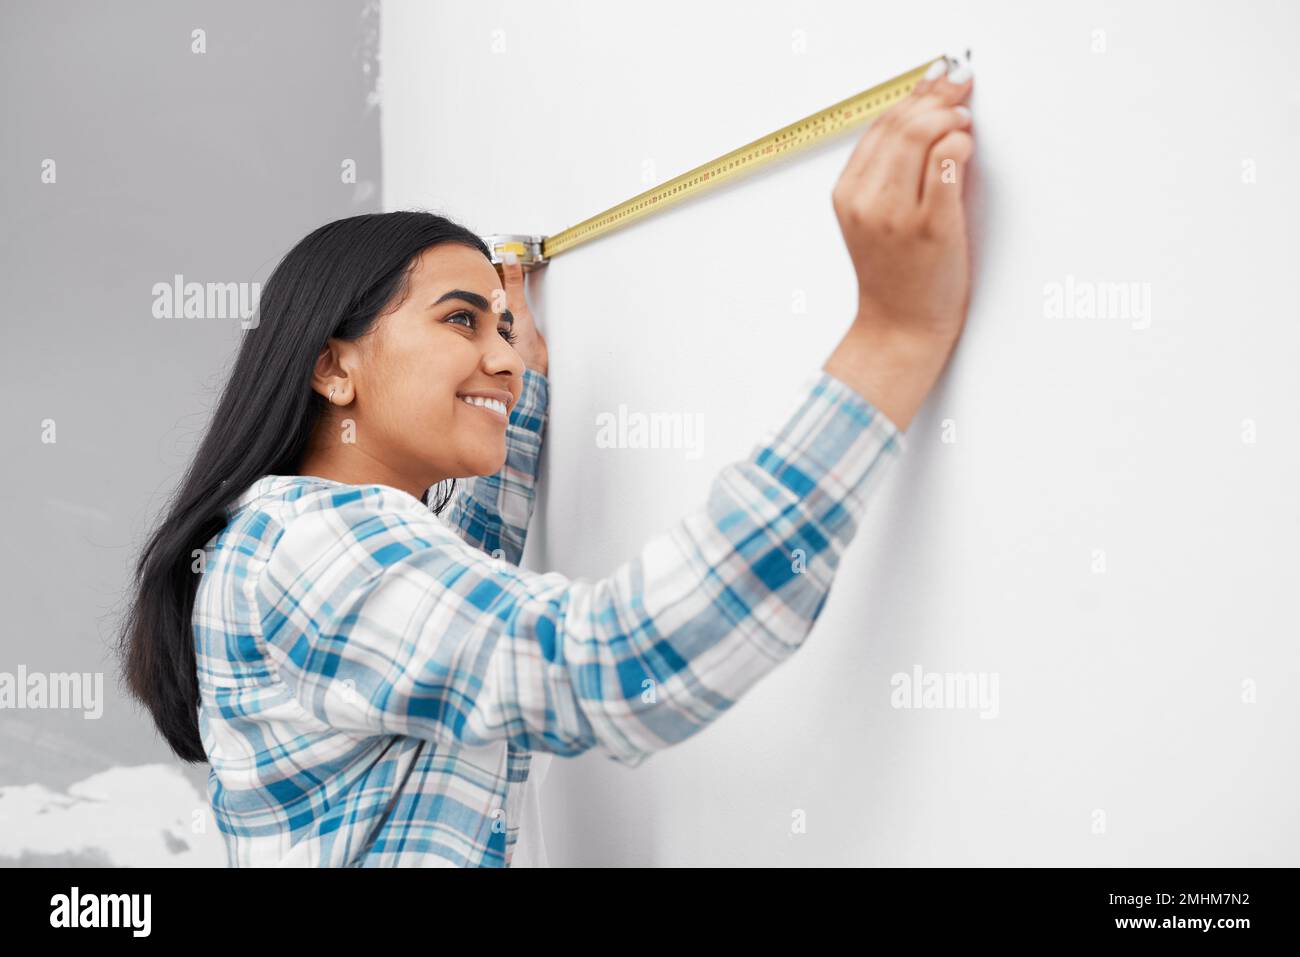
[381,0,1299,865]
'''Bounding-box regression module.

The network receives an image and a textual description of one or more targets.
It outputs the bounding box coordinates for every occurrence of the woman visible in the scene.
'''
[119,58,975,866]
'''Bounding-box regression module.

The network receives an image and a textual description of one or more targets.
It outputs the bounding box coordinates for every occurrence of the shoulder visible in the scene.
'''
[224,475,467,581]
[226,477,511,640]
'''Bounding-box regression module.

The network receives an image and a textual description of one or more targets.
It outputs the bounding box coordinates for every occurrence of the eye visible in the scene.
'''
[446,309,519,346]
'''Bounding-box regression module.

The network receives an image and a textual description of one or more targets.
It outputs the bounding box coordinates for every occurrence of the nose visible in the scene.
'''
[481,332,524,377]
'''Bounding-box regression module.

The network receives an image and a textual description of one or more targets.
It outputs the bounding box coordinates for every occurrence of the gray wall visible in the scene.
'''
[0,0,380,865]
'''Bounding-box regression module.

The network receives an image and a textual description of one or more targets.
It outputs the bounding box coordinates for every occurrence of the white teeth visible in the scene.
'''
[461,396,507,416]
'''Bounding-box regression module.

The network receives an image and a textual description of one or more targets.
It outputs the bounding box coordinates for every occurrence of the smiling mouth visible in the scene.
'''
[459,396,508,421]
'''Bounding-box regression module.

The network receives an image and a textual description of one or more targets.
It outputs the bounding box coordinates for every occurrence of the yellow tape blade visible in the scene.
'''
[540,57,947,261]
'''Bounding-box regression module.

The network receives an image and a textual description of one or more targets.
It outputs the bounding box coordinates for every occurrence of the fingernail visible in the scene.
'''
[503,250,518,265]
[924,59,947,81]
[947,62,972,83]
[954,105,971,120]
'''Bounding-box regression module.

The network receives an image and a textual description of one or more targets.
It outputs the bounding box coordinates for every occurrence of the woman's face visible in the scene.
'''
[304,242,525,499]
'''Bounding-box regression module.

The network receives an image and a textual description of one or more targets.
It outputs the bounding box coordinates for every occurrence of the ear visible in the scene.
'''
[311,339,352,404]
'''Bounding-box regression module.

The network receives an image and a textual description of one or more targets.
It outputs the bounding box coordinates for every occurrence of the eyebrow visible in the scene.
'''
[432,289,513,324]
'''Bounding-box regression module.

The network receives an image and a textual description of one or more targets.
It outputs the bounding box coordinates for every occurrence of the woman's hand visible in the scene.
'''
[832,57,975,347]
[498,253,548,377]
[822,57,975,431]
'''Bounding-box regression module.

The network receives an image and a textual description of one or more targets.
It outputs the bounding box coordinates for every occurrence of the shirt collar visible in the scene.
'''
[229,474,302,513]
[228,474,432,515]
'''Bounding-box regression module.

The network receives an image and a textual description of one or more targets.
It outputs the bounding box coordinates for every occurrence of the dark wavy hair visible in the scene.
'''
[118,211,492,762]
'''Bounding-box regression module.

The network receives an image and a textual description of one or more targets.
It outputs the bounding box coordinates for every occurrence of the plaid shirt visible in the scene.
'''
[194,366,903,866]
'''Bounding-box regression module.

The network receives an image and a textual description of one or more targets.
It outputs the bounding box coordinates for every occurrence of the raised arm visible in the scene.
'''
[256,367,901,767]
[258,56,975,768]
[439,366,548,564]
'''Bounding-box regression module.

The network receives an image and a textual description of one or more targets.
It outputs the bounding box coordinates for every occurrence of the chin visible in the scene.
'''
[464,444,507,478]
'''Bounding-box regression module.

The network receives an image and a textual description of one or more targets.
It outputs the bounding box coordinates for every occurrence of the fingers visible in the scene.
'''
[865,105,973,209]
[921,128,974,224]
[913,55,972,97]
[496,254,525,315]
[907,56,959,107]
[876,62,972,151]
[834,61,944,196]
[847,58,969,169]
[852,63,977,217]
[835,58,974,224]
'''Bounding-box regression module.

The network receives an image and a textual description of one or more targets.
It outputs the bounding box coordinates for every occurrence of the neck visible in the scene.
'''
[296,447,433,502]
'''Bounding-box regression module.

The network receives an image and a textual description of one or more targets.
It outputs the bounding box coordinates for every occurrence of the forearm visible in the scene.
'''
[822,317,957,432]
[440,368,548,561]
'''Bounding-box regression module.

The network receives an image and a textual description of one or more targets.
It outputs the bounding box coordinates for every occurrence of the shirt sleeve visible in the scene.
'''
[437,367,548,564]
[255,368,904,768]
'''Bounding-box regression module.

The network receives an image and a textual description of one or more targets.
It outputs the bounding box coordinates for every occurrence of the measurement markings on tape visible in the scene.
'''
[484,54,963,271]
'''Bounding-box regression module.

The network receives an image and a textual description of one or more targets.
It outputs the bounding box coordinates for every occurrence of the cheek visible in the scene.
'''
[385,339,468,425]
[393,360,451,423]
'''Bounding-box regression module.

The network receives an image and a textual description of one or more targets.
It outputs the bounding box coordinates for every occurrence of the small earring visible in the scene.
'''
[328,387,336,404]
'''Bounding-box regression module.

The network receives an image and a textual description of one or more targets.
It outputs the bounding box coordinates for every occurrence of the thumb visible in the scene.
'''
[496,251,526,312]
[500,251,526,284]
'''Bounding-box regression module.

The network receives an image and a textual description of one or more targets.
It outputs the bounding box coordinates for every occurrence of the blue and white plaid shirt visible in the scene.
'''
[194,366,903,866]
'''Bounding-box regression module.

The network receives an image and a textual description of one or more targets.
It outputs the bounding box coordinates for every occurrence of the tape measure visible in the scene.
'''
[484,53,962,271]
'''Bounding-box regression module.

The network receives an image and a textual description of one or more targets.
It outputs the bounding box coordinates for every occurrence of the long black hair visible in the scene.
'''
[119,211,491,762]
